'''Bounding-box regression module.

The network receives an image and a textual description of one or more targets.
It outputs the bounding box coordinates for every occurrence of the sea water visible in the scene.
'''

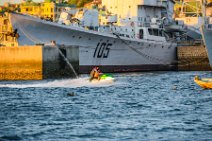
[0,71,212,141]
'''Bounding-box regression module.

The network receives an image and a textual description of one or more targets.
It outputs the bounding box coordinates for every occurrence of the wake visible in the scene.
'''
[0,77,116,88]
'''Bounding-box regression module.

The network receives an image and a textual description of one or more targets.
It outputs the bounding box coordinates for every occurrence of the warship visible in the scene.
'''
[10,0,177,73]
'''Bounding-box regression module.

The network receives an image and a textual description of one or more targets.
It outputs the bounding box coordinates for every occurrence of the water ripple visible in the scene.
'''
[0,72,212,140]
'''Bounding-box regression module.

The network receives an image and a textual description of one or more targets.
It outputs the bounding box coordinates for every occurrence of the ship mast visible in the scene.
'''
[179,0,203,17]
[202,0,206,25]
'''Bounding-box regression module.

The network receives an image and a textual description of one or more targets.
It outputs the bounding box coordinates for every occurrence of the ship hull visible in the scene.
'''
[202,27,212,68]
[10,13,177,73]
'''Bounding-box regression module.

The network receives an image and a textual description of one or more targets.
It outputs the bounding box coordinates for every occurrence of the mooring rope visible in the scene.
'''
[112,32,209,68]
[112,32,172,65]
[55,45,79,78]
[16,21,41,44]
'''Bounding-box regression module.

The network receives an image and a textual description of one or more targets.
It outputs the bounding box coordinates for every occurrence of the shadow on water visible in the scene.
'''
[0,135,21,141]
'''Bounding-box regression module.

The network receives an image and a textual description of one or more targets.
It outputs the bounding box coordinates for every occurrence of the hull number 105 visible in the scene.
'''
[93,42,112,58]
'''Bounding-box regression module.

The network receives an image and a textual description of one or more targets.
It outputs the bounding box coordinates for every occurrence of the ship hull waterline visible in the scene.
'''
[10,13,177,73]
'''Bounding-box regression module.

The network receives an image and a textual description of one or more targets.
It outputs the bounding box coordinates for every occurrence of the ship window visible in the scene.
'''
[148,28,162,36]
[153,29,158,36]
[158,30,162,36]
[138,17,142,22]
[139,29,143,39]
[148,29,153,35]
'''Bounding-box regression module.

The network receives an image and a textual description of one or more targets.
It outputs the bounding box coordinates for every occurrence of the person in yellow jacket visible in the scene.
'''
[90,67,101,81]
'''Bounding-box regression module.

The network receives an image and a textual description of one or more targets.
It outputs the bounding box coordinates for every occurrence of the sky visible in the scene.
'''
[0,0,43,6]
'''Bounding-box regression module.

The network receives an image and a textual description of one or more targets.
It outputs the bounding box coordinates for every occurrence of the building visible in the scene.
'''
[100,0,175,26]
[40,2,56,20]
[20,2,41,16]
[207,0,212,17]
[0,2,19,13]
[19,1,71,21]
[0,13,18,46]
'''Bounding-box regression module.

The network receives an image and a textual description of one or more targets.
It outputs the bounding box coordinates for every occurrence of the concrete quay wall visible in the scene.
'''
[0,45,79,80]
[43,45,79,79]
[177,46,212,71]
[0,46,42,80]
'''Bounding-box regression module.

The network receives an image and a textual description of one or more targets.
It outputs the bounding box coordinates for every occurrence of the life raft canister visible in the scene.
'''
[131,22,135,27]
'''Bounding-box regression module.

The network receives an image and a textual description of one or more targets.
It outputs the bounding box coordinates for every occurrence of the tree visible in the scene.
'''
[68,0,93,7]
[44,0,55,3]
[68,0,77,5]
[26,0,33,3]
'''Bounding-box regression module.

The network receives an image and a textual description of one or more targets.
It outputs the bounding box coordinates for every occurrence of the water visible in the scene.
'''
[0,71,212,141]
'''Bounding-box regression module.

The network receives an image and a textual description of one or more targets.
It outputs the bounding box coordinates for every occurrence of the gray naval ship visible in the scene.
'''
[201,1,212,68]
[202,24,212,68]
[10,0,177,73]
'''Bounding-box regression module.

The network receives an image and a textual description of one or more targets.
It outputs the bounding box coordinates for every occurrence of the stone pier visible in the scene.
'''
[177,46,212,71]
[0,45,79,80]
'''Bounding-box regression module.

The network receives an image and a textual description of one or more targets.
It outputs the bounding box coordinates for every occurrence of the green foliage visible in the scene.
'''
[67,0,93,7]
[44,0,54,2]
[26,0,33,3]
